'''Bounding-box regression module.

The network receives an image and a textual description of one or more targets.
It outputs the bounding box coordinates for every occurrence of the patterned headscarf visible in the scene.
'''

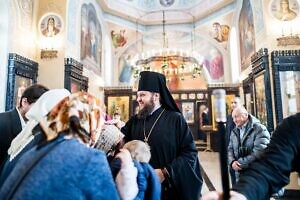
[39,92,104,145]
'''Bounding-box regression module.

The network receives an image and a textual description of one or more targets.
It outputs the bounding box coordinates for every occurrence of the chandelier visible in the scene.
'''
[131,11,203,81]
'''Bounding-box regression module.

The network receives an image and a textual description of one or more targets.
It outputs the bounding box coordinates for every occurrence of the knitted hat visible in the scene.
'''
[94,125,124,153]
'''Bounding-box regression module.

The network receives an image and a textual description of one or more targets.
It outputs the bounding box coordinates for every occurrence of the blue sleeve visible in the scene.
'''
[80,150,120,200]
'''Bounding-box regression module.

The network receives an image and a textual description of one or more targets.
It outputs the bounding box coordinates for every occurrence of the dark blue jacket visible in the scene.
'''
[0,137,119,200]
[110,159,161,200]
[134,161,161,200]
[0,109,22,168]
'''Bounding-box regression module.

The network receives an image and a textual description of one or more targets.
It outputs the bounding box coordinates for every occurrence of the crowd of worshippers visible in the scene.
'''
[0,71,202,200]
[0,71,299,200]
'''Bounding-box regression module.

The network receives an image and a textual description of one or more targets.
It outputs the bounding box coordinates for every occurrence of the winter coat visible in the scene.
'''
[0,137,119,200]
[228,114,270,170]
[232,113,300,200]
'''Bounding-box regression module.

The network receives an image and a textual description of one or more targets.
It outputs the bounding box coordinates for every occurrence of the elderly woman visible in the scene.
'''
[0,92,119,200]
[94,126,161,200]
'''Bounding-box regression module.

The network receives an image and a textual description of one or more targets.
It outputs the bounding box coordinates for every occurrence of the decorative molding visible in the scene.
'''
[271,49,300,124]
[6,53,38,111]
[251,48,274,132]
[271,49,300,57]
[208,83,240,88]
[251,48,268,64]
[64,57,88,92]
[277,35,300,47]
[41,49,58,59]
[102,86,133,90]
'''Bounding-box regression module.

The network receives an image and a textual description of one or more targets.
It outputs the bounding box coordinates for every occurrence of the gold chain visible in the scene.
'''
[143,109,165,145]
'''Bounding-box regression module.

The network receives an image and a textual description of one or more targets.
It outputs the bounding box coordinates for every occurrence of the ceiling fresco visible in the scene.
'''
[100,0,235,86]
[99,0,233,24]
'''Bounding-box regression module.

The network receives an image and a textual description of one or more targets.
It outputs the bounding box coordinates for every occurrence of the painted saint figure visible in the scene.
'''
[274,0,297,21]
[111,30,127,48]
[42,17,60,37]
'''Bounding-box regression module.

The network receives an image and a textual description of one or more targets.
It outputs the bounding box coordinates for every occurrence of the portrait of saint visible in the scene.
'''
[182,102,194,123]
[270,0,299,21]
[111,30,127,48]
[203,48,224,81]
[118,54,132,84]
[80,3,102,74]
[211,22,230,43]
[239,0,255,70]
[40,14,62,37]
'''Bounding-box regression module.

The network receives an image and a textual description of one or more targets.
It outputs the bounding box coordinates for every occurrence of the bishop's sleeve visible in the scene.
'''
[165,113,203,199]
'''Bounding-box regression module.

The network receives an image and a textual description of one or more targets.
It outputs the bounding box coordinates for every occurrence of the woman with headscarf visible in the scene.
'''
[94,125,161,200]
[94,124,138,200]
[0,92,119,200]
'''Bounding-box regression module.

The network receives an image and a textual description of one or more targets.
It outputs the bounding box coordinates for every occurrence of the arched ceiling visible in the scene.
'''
[99,0,234,25]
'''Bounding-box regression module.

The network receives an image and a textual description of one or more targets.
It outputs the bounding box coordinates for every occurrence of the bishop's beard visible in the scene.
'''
[137,97,155,119]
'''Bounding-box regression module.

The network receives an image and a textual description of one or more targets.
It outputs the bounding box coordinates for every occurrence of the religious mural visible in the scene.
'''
[111,30,127,48]
[239,0,255,71]
[81,3,102,74]
[118,44,139,84]
[40,14,62,37]
[119,54,133,83]
[270,0,299,21]
[251,0,265,36]
[211,22,230,43]
[199,12,233,50]
[203,48,224,82]
[182,102,195,123]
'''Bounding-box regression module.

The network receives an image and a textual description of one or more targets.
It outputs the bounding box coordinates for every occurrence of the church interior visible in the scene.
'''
[0,0,300,198]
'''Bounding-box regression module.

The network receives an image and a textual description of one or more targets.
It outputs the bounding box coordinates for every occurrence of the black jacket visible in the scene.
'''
[0,109,22,168]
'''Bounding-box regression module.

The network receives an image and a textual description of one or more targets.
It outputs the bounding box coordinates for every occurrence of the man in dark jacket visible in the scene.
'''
[0,84,48,167]
[202,112,300,200]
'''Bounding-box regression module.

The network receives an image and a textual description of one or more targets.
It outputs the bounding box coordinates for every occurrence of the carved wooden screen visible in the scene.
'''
[271,50,300,125]
[242,73,254,115]
[64,58,88,92]
[6,53,38,111]
[251,48,274,132]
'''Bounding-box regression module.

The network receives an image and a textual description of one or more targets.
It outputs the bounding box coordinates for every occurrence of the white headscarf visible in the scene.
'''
[8,89,71,160]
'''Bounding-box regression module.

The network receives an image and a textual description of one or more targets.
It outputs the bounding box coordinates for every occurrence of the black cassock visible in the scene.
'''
[122,107,203,200]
